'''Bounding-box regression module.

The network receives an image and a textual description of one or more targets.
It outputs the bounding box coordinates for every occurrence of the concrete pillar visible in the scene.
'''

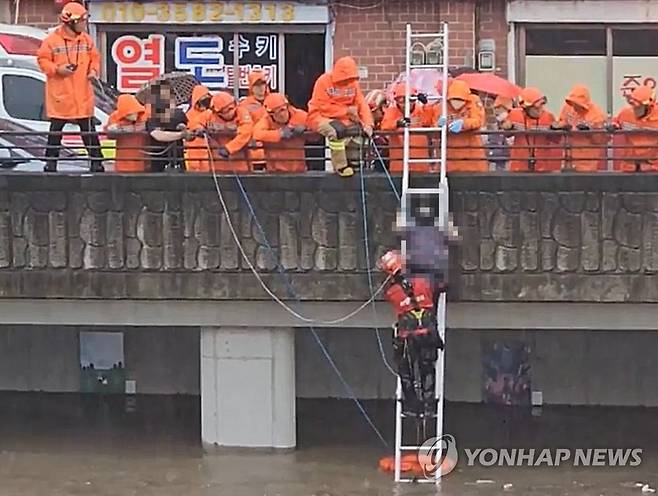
[200,326,295,449]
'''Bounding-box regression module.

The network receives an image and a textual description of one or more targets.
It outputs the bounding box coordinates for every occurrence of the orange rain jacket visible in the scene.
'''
[104,94,149,172]
[380,84,434,173]
[506,87,561,172]
[308,56,374,130]
[196,93,254,173]
[253,104,308,173]
[557,84,607,172]
[429,80,487,172]
[37,26,100,120]
[239,70,269,165]
[185,85,211,172]
[612,86,658,172]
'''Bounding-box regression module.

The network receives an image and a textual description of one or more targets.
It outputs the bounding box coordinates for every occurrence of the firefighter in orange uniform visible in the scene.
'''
[253,93,308,173]
[554,84,607,172]
[611,85,658,172]
[196,92,254,173]
[502,87,561,172]
[433,80,487,172]
[380,82,433,173]
[308,56,374,177]
[184,84,211,172]
[239,70,270,170]
[37,1,104,172]
[104,94,149,172]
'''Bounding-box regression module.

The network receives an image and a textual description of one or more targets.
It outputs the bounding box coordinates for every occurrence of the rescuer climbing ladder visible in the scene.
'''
[394,22,450,484]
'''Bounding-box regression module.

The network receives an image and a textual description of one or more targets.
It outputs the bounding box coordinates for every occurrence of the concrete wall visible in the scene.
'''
[4,174,658,303]
[295,328,658,407]
[0,326,199,394]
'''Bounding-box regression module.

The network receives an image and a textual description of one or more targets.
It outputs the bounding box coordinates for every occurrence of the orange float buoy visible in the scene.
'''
[378,453,456,477]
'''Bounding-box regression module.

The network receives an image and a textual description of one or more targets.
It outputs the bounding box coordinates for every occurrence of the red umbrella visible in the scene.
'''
[455,73,521,99]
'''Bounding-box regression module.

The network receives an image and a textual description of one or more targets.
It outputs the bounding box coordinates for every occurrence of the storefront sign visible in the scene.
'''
[107,32,279,93]
[90,1,329,24]
[111,34,165,92]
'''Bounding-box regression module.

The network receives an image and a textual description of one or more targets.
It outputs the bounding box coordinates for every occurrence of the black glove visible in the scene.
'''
[550,122,571,131]
[217,146,230,159]
[280,127,294,139]
[194,128,207,137]
[416,92,428,105]
[605,124,619,133]
[576,123,590,131]
[292,124,306,136]
[396,117,411,128]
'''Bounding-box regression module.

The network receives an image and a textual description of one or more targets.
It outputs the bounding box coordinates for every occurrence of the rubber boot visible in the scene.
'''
[328,138,353,177]
[43,161,57,172]
[90,161,105,173]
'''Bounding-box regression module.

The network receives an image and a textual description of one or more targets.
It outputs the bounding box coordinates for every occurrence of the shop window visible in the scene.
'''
[2,75,46,121]
[613,29,658,57]
[526,27,606,56]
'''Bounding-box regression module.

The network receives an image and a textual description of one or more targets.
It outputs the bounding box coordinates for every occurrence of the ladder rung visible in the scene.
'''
[409,64,445,70]
[400,446,423,450]
[410,33,446,39]
[407,158,443,164]
[405,187,444,195]
[408,127,444,133]
[399,478,439,483]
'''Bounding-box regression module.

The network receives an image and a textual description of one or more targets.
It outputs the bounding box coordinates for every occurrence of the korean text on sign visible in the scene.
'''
[111,34,165,92]
[175,37,228,89]
[620,75,657,99]
[98,2,298,24]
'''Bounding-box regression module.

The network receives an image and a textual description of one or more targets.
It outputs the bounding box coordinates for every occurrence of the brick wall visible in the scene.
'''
[14,0,58,28]
[331,0,508,92]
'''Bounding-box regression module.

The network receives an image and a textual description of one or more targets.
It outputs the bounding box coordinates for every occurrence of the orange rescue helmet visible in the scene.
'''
[493,95,514,110]
[211,92,236,113]
[629,85,656,106]
[519,87,547,108]
[60,2,87,23]
[248,69,268,88]
[263,93,289,113]
[393,82,417,100]
[378,250,403,276]
[365,89,387,110]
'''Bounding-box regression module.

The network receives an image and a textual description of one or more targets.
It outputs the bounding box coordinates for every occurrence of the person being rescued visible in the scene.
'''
[104,94,149,172]
[501,87,562,172]
[611,85,658,172]
[380,82,433,173]
[252,93,308,173]
[308,56,374,177]
[552,84,607,172]
[184,84,212,172]
[377,201,460,417]
[239,70,270,171]
[432,80,488,172]
[193,91,254,173]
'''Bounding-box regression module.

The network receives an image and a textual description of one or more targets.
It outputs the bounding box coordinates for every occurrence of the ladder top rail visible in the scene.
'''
[409,32,447,39]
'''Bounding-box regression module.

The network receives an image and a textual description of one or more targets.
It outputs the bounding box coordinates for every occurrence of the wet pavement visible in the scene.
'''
[0,394,657,495]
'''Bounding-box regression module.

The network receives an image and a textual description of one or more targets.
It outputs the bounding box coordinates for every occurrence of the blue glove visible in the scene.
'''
[449,119,464,133]
[437,116,447,127]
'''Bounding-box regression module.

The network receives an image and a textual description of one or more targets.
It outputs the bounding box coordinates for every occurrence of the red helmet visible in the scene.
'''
[378,250,402,276]
[60,2,87,23]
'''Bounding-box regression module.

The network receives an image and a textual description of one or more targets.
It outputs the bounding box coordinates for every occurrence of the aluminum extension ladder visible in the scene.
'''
[394,22,450,485]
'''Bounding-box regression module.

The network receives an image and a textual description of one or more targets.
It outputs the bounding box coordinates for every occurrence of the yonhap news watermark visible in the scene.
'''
[418,435,643,479]
[464,447,643,468]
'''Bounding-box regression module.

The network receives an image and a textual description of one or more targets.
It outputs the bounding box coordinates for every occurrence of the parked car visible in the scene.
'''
[0,23,47,62]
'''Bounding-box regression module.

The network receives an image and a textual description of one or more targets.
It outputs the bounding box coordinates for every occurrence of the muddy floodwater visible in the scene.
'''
[0,393,656,495]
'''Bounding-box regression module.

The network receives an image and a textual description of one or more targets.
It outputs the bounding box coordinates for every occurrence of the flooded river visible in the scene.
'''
[0,394,656,495]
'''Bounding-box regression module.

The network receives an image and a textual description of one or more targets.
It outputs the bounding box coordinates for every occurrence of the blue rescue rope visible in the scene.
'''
[232,173,390,449]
